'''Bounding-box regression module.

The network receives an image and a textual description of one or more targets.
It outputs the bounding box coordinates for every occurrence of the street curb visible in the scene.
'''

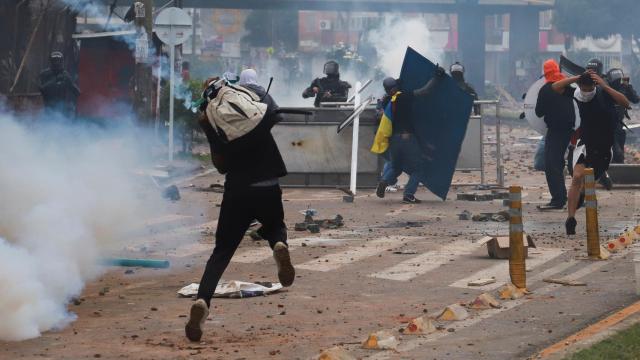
[533,300,640,360]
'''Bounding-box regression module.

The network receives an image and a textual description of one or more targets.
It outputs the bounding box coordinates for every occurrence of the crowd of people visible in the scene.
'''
[176,53,638,340]
[534,58,637,234]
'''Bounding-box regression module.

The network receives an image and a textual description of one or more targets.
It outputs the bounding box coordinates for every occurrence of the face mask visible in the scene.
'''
[574,88,596,103]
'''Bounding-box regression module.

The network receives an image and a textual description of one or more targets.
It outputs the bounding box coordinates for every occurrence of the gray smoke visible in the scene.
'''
[0,111,163,341]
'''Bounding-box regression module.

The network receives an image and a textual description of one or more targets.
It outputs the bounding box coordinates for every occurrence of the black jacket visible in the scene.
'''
[302,75,351,107]
[199,85,287,189]
[535,82,576,131]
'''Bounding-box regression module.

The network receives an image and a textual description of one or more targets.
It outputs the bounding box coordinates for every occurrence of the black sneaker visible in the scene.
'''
[376,181,388,198]
[576,191,585,210]
[402,195,422,204]
[565,217,577,235]
[599,173,613,190]
[273,242,295,287]
[537,202,565,211]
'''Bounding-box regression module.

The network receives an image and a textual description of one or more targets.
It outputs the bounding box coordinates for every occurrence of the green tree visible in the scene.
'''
[242,10,299,51]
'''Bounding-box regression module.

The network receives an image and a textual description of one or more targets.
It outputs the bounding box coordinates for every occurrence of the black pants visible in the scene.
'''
[197,184,287,306]
[544,127,571,206]
[612,127,626,164]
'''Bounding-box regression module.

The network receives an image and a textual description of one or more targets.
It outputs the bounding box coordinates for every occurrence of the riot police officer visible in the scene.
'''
[606,68,640,163]
[302,60,351,107]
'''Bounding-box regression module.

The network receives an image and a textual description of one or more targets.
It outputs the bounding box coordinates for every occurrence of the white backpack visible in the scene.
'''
[206,84,267,142]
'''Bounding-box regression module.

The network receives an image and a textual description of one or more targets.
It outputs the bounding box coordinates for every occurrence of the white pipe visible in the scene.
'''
[349,81,361,195]
[169,44,175,163]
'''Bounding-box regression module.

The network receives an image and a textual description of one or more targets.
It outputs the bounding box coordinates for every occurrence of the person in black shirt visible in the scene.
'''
[552,71,630,235]
[185,76,295,342]
[606,68,640,163]
[39,51,80,118]
[375,67,446,203]
[302,61,351,107]
[534,59,576,210]
[450,62,480,115]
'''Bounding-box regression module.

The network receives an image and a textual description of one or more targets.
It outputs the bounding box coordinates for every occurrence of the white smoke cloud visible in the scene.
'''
[0,112,161,341]
[366,16,444,78]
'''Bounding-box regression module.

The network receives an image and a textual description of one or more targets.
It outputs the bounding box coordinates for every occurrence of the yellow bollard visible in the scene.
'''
[584,168,601,259]
[509,186,526,289]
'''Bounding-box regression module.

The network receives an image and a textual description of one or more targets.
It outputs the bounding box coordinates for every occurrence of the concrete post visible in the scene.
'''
[584,168,601,259]
[509,185,526,289]
[457,1,486,96]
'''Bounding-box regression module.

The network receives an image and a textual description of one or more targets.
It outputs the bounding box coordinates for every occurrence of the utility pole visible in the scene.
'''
[133,0,154,125]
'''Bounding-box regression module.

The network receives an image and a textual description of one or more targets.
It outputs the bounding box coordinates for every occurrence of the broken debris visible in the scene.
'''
[437,304,469,321]
[362,330,399,350]
[401,316,437,335]
[469,293,501,309]
[317,347,356,360]
[162,184,180,201]
[177,281,283,299]
[497,283,528,300]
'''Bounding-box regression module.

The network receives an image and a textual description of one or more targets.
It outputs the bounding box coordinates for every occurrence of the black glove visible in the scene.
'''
[434,65,446,78]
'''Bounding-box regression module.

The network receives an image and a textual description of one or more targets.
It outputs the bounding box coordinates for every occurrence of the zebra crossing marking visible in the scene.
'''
[369,240,480,281]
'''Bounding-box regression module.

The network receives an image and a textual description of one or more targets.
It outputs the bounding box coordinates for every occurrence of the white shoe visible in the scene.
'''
[385,185,399,193]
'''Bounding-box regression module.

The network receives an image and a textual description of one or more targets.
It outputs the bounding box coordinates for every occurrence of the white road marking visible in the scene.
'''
[369,240,480,281]
[449,248,566,290]
[296,236,416,272]
[365,259,611,359]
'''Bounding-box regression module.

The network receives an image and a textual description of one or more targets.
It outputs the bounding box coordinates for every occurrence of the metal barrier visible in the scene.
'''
[457,99,504,187]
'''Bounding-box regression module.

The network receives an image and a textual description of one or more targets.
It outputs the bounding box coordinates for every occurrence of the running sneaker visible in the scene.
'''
[185,299,209,342]
[565,217,577,235]
[376,181,388,198]
[402,195,422,204]
[273,242,295,287]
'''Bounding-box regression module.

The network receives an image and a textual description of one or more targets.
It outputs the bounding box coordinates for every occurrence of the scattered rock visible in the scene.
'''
[318,346,356,360]
[162,185,180,201]
[437,304,469,321]
[402,316,437,335]
[469,293,501,310]
[498,283,528,300]
[362,330,399,350]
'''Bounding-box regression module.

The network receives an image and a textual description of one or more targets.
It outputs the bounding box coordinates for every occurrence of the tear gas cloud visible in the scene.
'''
[249,15,444,107]
[365,16,444,78]
[0,111,164,341]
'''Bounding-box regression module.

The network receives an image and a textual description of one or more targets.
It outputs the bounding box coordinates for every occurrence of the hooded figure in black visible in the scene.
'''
[450,62,479,115]
[302,60,351,107]
[39,51,80,118]
[606,68,640,163]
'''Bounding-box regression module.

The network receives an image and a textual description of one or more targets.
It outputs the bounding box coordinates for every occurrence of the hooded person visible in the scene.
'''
[552,70,630,235]
[534,59,576,211]
[38,51,80,117]
[185,75,295,342]
[302,60,352,107]
[449,62,480,115]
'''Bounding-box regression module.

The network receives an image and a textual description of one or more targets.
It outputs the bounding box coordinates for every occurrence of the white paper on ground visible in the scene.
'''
[177,280,283,298]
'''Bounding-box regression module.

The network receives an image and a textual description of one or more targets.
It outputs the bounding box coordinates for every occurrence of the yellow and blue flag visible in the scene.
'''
[370,93,399,154]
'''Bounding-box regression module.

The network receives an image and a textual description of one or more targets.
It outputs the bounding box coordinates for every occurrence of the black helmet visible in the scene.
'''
[450,62,465,74]
[50,51,64,72]
[382,77,398,93]
[586,58,603,75]
[606,68,624,86]
[323,60,339,76]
